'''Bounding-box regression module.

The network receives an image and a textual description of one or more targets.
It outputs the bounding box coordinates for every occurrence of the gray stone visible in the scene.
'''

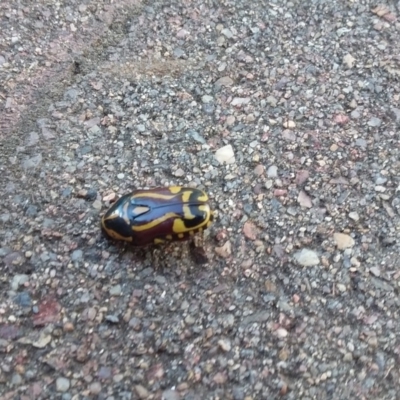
[202,95,213,103]
[71,250,83,262]
[56,377,70,392]
[11,274,29,291]
[162,389,181,400]
[109,284,122,296]
[187,129,206,144]
[221,28,233,38]
[173,47,185,58]
[368,117,382,127]
[214,76,234,88]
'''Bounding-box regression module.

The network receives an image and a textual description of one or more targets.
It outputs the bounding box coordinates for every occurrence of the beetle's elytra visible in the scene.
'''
[101,186,213,246]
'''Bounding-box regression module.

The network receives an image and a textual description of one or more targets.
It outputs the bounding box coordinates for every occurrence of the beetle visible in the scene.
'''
[101,186,213,246]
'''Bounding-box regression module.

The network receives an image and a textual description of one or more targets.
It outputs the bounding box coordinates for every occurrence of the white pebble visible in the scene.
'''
[293,249,320,267]
[202,95,213,103]
[349,212,359,221]
[333,233,355,250]
[267,165,278,178]
[215,144,235,164]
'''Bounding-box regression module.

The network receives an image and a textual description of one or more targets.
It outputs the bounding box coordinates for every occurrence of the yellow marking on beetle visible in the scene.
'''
[154,238,165,244]
[172,216,210,234]
[181,191,192,203]
[122,202,132,225]
[102,222,133,242]
[199,204,212,222]
[131,192,178,201]
[197,192,209,202]
[169,186,183,194]
[172,218,187,234]
[132,205,150,216]
[183,204,196,220]
[101,219,108,231]
[102,212,119,222]
[130,187,208,204]
[178,233,185,239]
[198,204,209,214]
[181,189,208,203]
[166,235,173,240]
[131,212,180,232]
[103,208,130,226]
[189,230,195,236]
[181,203,212,222]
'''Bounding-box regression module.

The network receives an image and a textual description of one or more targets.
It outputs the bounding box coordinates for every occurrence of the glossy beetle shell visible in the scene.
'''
[101,186,213,246]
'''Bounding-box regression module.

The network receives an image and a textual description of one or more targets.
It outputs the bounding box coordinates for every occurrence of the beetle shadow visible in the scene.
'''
[100,228,210,272]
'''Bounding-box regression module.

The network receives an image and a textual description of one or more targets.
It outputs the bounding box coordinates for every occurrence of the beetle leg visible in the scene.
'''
[149,246,162,269]
[149,243,177,269]
[189,233,209,265]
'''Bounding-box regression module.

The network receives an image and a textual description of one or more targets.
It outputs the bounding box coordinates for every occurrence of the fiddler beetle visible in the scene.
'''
[101,186,213,246]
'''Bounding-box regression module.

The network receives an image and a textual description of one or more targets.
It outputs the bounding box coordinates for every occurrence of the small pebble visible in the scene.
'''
[214,76,234,88]
[187,129,205,144]
[135,385,149,399]
[368,117,382,127]
[10,274,29,291]
[103,192,116,202]
[215,144,235,164]
[11,373,22,386]
[162,389,181,400]
[174,168,185,177]
[63,322,74,332]
[275,328,288,338]
[330,143,338,151]
[218,339,232,352]
[267,165,278,178]
[226,115,236,126]
[344,353,353,362]
[283,120,296,128]
[109,285,122,296]
[254,164,264,176]
[136,124,146,132]
[231,97,250,106]
[333,233,355,250]
[221,28,233,38]
[349,212,359,221]
[56,377,71,392]
[92,200,102,210]
[105,315,119,323]
[89,382,102,395]
[369,267,381,277]
[13,292,32,307]
[343,53,355,68]
[293,249,320,267]
[113,374,124,383]
[202,95,213,103]
[375,176,387,185]
[71,250,83,262]
[337,283,347,292]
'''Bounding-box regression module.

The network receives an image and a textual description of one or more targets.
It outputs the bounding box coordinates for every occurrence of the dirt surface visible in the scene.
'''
[1,1,400,399]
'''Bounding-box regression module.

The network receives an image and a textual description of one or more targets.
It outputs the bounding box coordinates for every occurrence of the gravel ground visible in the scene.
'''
[1,0,400,399]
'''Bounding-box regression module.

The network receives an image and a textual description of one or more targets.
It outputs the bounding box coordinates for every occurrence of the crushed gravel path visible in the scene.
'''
[1,1,400,399]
